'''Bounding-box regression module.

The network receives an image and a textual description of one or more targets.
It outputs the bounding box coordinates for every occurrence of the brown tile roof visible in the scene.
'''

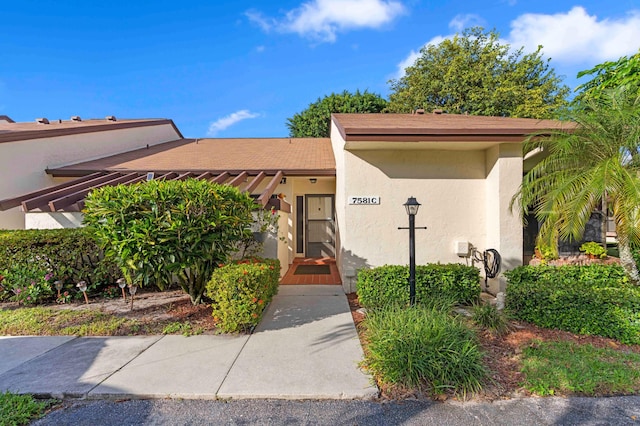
[0,117,182,143]
[48,138,336,177]
[332,113,575,142]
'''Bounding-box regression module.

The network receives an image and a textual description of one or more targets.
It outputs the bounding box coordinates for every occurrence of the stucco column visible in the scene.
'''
[484,143,523,294]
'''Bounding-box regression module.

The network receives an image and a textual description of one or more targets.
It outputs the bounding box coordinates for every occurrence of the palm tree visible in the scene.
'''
[513,89,640,282]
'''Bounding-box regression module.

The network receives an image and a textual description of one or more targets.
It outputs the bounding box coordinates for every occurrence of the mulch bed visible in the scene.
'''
[346,293,640,401]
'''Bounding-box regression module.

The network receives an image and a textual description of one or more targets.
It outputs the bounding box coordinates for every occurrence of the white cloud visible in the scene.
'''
[449,14,484,32]
[207,110,260,136]
[508,6,640,63]
[248,0,406,43]
[394,35,446,79]
[394,6,640,80]
[246,10,275,32]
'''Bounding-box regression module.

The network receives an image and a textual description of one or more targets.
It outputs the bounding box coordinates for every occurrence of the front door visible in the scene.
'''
[305,195,335,257]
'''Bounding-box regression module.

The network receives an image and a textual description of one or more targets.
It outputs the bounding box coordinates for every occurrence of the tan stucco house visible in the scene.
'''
[0,112,569,294]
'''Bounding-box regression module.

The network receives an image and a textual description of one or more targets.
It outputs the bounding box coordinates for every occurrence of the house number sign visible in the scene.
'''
[348,196,380,205]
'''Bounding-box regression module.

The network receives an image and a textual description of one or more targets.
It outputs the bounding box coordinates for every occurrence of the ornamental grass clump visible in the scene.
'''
[362,304,487,396]
[471,302,511,336]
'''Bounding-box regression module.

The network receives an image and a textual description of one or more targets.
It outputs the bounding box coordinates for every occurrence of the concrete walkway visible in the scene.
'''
[0,285,377,400]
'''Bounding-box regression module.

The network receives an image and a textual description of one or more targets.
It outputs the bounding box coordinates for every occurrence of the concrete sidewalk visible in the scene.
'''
[0,285,377,400]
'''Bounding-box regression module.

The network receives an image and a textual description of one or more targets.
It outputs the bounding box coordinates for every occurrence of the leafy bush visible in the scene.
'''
[579,241,607,258]
[356,264,480,310]
[84,179,256,304]
[206,258,280,333]
[0,265,54,305]
[0,228,120,300]
[362,304,487,396]
[506,265,640,344]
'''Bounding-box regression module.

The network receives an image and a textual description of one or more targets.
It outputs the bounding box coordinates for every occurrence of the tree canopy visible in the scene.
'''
[388,27,569,119]
[574,50,640,102]
[286,90,388,138]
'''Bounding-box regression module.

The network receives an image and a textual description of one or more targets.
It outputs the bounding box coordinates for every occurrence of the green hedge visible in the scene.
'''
[0,228,120,297]
[356,264,481,309]
[206,258,280,333]
[506,265,640,344]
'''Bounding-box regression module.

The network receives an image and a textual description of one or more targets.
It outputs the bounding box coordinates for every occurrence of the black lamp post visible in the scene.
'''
[399,196,425,306]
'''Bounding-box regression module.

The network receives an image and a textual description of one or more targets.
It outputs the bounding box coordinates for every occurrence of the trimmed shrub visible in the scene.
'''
[357,264,480,309]
[84,179,256,304]
[506,265,640,344]
[0,228,120,301]
[206,258,280,333]
[362,304,487,395]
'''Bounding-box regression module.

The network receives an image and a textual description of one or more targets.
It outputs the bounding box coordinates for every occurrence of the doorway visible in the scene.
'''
[305,195,335,257]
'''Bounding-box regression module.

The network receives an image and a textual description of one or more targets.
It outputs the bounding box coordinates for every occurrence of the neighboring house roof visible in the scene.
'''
[0,117,183,143]
[0,137,335,213]
[47,137,335,177]
[0,115,15,123]
[332,112,575,142]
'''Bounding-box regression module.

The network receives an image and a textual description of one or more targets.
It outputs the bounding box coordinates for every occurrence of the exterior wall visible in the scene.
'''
[0,123,181,229]
[331,121,523,294]
[484,144,523,293]
[25,212,84,229]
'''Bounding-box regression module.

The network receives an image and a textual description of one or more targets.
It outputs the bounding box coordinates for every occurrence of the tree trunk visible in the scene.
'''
[618,240,640,284]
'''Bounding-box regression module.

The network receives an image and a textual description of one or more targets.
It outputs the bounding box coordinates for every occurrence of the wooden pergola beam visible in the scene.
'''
[0,172,106,211]
[21,172,122,212]
[227,171,248,187]
[211,172,230,184]
[48,173,143,212]
[242,172,266,194]
[256,171,284,207]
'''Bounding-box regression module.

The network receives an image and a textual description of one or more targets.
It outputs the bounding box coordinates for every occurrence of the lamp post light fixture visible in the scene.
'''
[399,196,426,306]
[128,283,138,310]
[76,280,89,304]
[54,280,63,298]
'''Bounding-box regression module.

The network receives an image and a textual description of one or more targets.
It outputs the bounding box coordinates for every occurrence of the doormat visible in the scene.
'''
[294,265,331,275]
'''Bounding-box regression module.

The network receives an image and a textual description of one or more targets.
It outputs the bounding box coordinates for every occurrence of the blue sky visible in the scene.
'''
[1,1,639,138]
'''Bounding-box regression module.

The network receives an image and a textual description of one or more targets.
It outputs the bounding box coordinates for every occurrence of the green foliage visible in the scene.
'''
[362,304,487,395]
[286,90,388,137]
[506,265,640,344]
[0,228,120,299]
[388,27,569,118]
[162,321,203,336]
[206,258,280,333]
[579,241,607,259]
[83,179,256,304]
[0,391,50,426]
[356,263,480,310]
[233,207,281,259]
[471,303,510,336]
[513,88,640,282]
[575,50,640,102]
[521,341,640,396]
[0,264,54,305]
[534,244,558,262]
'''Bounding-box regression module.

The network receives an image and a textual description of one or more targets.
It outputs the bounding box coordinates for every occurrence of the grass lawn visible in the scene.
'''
[0,295,215,336]
[0,391,52,426]
[521,340,640,396]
